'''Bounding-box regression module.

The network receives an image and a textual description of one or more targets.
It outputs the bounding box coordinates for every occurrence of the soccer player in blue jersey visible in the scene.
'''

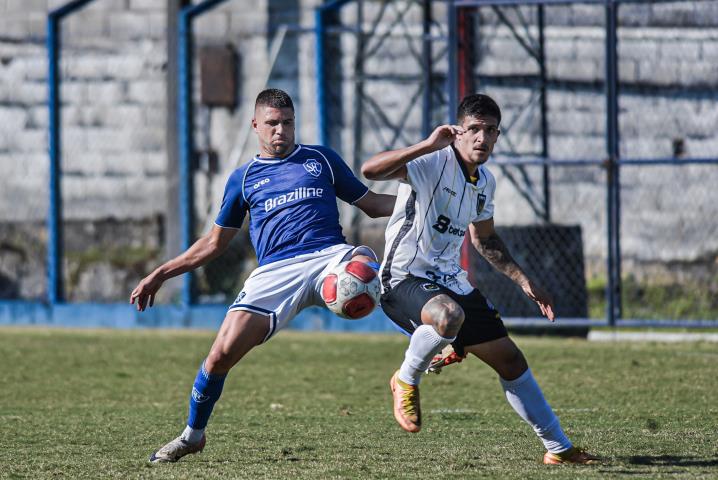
[130,88,394,463]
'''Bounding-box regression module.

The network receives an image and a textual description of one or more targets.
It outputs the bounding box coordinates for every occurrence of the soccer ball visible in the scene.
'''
[321,260,381,319]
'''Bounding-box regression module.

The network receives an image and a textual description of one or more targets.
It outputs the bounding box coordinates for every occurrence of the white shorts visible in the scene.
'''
[228,244,377,342]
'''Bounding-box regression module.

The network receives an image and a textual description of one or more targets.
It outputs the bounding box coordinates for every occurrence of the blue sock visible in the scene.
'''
[187,361,227,430]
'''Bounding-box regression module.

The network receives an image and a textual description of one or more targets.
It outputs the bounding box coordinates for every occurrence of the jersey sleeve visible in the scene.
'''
[316,146,369,204]
[473,168,496,223]
[215,167,248,229]
[404,150,440,190]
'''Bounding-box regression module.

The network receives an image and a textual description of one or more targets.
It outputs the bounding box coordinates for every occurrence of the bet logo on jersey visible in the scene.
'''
[432,215,466,237]
[304,159,322,177]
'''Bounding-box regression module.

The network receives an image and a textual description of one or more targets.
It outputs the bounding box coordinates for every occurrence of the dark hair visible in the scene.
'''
[255,88,294,111]
[457,93,501,125]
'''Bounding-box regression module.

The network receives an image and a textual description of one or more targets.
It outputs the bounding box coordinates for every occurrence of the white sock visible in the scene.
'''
[398,324,455,386]
[181,425,205,444]
[500,369,572,454]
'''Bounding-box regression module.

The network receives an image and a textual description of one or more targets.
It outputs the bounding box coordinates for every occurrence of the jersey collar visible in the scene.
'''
[255,144,302,163]
[450,144,480,185]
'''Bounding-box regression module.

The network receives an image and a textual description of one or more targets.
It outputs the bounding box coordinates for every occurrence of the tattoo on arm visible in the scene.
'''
[474,233,528,287]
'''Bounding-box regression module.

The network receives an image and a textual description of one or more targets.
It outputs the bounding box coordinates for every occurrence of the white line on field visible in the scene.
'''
[588,331,718,342]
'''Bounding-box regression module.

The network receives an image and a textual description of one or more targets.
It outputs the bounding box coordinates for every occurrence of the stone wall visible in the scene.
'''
[0,0,716,301]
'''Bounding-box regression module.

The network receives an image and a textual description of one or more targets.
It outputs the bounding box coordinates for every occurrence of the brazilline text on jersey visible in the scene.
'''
[264,187,324,212]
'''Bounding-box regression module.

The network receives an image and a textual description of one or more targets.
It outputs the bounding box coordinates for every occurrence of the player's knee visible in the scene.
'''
[500,346,528,380]
[204,349,233,374]
[422,294,464,337]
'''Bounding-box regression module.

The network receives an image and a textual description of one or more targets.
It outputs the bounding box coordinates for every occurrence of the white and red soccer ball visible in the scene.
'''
[321,260,381,319]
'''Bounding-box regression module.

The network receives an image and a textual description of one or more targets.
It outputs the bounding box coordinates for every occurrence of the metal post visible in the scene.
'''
[175,0,232,307]
[538,4,550,223]
[605,0,621,325]
[456,6,475,99]
[47,16,63,304]
[447,1,459,123]
[350,0,365,245]
[165,0,190,285]
[177,11,194,307]
[315,7,329,145]
[421,0,433,138]
[46,0,99,304]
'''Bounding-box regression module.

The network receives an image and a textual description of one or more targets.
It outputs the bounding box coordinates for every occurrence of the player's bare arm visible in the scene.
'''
[354,190,397,218]
[362,124,464,181]
[130,225,238,311]
[470,219,555,321]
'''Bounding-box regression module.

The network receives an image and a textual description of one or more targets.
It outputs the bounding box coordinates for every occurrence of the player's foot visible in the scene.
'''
[149,434,206,463]
[543,447,600,465]
[427,345,465,374]
[390,370,421,433]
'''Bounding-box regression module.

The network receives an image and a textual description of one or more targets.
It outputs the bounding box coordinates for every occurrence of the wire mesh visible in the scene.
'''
[619,164,718,320]
[57,1,167,302]
[0,17,48,301]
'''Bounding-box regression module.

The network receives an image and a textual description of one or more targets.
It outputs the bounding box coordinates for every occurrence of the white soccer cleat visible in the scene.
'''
[149,434,206,463]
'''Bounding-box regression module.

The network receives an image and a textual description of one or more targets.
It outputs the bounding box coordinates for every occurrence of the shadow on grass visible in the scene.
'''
[626,455,718,467]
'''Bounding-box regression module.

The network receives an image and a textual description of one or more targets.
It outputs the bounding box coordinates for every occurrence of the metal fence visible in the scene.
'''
[1,0,716,328]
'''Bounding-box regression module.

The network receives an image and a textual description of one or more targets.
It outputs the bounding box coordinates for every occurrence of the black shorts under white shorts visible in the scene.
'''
[380,275,508,357]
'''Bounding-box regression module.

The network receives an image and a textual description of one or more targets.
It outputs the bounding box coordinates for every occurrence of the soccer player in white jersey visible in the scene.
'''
[130,89,394,463]
[362,94,599,465]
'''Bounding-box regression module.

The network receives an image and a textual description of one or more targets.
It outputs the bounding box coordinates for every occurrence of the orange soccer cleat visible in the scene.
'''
[389,371,421,433]
[543,447,601,465]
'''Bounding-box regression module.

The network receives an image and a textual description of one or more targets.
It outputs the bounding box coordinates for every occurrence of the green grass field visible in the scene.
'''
[1,328,717,479]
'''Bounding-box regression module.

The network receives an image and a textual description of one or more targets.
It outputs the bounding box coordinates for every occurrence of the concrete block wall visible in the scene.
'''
[472,2,718,267]
[0,0,716,282]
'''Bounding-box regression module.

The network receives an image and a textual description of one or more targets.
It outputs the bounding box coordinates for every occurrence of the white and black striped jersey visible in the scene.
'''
[379,145,495,295]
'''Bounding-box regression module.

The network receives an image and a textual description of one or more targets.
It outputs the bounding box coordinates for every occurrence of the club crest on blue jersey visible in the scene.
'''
[477,193,487,215]
[304,159,322,177]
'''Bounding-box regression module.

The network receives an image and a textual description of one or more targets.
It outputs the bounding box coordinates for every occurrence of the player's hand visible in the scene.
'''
[424,124,464,151]
[130,272,164,312]
[522,281,555,322]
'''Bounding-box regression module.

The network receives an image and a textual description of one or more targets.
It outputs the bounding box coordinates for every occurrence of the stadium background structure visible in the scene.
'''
[2,0,716,329]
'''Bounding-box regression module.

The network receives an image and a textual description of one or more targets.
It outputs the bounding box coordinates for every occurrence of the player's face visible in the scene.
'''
[455,115,500,167]
[252,106,296,158]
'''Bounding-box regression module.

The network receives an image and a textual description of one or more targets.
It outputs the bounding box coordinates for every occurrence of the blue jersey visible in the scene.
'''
[215,144,369,266]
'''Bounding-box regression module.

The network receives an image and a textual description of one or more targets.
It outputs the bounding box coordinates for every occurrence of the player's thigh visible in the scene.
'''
[381,276,461,335]
[206,309,271,374]
[464,336,528,380]
[445,289,509,357]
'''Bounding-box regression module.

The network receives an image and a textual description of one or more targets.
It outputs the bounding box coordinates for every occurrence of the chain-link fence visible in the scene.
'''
[54,1,167,303]
[454,0,717,321]
[0,31,48,301]
[1,0,716,325]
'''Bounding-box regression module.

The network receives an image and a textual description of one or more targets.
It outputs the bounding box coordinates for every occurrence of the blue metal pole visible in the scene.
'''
[605,0,621,325]
[175,0,232,307]
[421,0,432,138]
[315,7,328,146]
[178,10,194,307]
[538,4,551,223]
[47,16,62,304]
[46,0,101,305]
[447,0,459,123]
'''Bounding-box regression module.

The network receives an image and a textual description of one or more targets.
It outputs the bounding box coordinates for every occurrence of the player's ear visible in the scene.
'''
[251,117,258,131]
